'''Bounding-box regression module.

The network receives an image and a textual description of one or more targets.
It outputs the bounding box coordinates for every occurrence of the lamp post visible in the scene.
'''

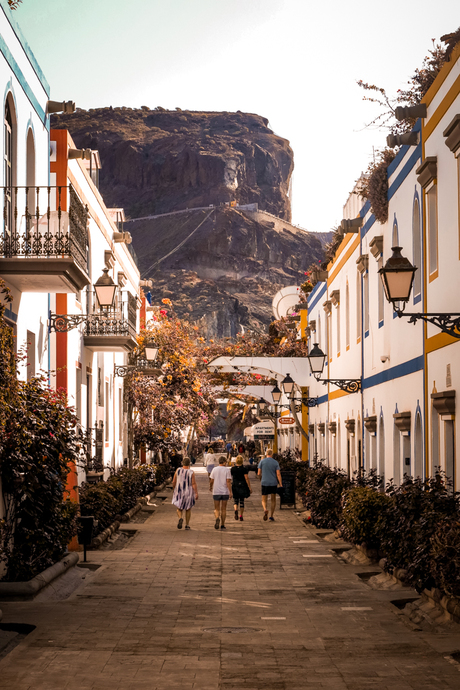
[49,268,118,332]
[114,339,160,377]
[307,343,361,393]
[379,246,460,337]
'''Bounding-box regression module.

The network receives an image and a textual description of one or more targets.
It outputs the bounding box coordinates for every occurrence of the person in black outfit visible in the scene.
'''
[231,455,252,521]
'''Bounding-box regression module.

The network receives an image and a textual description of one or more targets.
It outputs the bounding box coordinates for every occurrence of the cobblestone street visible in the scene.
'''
[1,467,460,690]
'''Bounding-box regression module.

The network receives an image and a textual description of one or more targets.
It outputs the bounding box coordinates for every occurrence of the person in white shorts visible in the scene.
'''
[209,456,232,530]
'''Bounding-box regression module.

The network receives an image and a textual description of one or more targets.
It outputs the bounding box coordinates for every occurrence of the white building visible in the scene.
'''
[307,40,460,490]
[0,3,141,497]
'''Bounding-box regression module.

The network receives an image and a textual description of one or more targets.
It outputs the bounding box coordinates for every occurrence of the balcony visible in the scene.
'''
[0,185,90,292]
[83,290,137,352]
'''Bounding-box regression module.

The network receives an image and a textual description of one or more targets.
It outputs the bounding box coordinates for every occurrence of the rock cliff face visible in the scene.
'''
[52,107,328,338]
[51,107,293,220]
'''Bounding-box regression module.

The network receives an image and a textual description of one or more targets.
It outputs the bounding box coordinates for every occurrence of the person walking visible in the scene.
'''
[209,456,232,530]
[172,457,198,530]
[226,440,232,460]
[257,448,282,522]
[205,448,216,482]
[231,455,251,521]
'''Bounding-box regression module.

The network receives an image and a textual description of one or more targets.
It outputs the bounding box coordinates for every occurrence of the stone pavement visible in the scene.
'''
[1,466,460,690]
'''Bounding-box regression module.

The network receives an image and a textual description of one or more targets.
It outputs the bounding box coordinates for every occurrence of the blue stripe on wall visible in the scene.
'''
[308,281,327,312]
[362,355,424,390]
[361,213,375,238]
[387,145,422,201]
[387,120,421,178]
[0,0,49,95]
[0,32,47,124]
[359,200,371,218]
[314,392,329,406]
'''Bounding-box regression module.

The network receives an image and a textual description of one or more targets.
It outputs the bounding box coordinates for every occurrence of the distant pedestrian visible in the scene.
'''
[226,441,232,459]
[231,455,251,521]
[205,448,216,481]
[172,457,198,530]
[238,442,245,456]
[209,456,232,530]
[257,448,282,522]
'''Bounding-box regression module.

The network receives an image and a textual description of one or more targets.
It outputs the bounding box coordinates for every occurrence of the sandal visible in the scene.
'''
[234,510,239,520]
[177,518,183,529]
[263,511,268,521]
[214,517,220,530]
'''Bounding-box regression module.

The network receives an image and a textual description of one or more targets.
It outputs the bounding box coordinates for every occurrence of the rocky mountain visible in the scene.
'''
[52,107,329,338]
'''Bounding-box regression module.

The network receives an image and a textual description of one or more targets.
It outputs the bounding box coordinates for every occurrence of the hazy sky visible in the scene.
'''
[15,0,460,232]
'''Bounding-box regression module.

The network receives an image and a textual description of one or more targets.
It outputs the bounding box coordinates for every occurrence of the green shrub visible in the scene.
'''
[341,486,392,549]
[430,520,460,598]
[380,473,459,591]
[79,465,158,536]
[302,464,351,529]
[0,377,82,581]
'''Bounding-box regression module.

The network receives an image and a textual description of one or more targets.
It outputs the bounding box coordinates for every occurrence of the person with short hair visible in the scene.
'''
[172,457,198,530]
[205,448,216,480]
[209,456,232,530]
[231,455,251,521]
[257,448,282,522]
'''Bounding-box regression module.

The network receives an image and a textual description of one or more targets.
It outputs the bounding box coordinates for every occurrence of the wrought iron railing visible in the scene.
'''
[0,185,88,272]
[83,289,137,338]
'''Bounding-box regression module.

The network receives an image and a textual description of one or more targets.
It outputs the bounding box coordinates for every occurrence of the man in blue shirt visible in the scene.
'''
[257,449,282,522]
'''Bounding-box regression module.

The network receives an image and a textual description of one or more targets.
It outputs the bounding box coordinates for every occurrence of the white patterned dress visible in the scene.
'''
[172,468,196,510]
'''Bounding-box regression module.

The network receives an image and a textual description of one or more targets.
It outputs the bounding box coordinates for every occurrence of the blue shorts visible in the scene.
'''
[213,494,229,501]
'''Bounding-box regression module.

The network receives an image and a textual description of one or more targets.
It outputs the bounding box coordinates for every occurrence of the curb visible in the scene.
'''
[0,553,79,601]
[90,478,170,549]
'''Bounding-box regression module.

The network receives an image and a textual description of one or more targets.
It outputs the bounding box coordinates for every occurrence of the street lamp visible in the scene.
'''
[144,340,159,362]
[378,246,416,311]
[379,246,460,338]
[281,373,295,396]
[258,398,267,411]
[49,268,120,332]
[306,343,361,393]
[271,383,282,404]
[94,267,117,309]
[306,343,327,377]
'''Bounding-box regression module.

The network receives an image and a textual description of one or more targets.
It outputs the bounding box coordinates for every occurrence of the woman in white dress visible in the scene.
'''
[172,457,198,529]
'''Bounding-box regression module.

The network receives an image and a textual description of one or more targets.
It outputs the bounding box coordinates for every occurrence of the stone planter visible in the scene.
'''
[0,553,79,601]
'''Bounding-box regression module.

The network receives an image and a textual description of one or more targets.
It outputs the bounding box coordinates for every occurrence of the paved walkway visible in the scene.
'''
[1,467,460,689]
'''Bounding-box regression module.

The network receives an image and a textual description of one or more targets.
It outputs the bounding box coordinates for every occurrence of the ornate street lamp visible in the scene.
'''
[379,246,460,338]
[307,343,361,393]
[49,268,120,332]
[271,383,282,404]
[378,246,416,311]
[144,340,159,362]
[306,343,327,377]
[281,373,295,396]
[94,267,117,309]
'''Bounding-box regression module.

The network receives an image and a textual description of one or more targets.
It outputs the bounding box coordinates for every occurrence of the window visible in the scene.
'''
[412,196,422,299]
[378,258,384,326]
[363,273,369,337]
[4,99,13,237]
[427,184,438,276]
[26,330,35,381]
[105,382,109,441]
[336,304,340,356]
[356,272,361,341]
[119,387,123,439]
[345,282,350,349]
[76,367,82,422]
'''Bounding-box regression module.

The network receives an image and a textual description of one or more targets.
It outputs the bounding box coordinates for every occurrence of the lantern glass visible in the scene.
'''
[378,247,417,304]
[307,343,327,376]
[271,384,282,404]
[259,398,267,411]
[281,373,294,395]
[94,268,117,309]
[144,342,158,361]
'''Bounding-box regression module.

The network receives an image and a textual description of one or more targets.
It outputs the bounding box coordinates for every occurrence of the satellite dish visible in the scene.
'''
[272,285,301,319]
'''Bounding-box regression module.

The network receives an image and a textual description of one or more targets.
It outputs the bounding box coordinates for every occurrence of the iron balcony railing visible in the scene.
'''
[0,185,88,271]
[82,289,137,338]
